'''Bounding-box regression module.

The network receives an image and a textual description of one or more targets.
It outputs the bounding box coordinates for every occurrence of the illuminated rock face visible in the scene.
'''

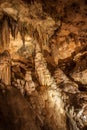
[0,0,87,130]
[0,50,11,85]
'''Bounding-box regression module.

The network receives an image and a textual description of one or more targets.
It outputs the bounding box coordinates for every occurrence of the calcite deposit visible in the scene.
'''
[0,0,87,130]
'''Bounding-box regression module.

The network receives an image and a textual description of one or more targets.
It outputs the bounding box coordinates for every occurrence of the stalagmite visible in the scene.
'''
[35,41,68,130]
[0,0,86,129]
[35,41,56,88]
[25,70,36,95]
[0,50,11,86]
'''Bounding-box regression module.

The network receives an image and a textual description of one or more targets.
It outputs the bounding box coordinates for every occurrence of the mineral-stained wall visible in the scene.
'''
[0,0,87,130]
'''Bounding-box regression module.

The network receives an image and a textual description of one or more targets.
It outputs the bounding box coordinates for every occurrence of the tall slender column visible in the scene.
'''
[0,50,11,86]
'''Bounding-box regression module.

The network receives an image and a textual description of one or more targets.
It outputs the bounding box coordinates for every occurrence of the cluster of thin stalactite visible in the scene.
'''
[0,15,29,49]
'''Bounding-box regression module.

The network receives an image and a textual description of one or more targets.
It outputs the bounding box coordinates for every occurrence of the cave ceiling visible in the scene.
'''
[0,0,86,45]
[0,0,86,69]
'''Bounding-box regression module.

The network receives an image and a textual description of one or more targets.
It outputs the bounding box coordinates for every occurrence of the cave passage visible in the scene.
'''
[0,0,87,130]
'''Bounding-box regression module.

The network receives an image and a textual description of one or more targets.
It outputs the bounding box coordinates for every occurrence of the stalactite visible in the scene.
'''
[33,29,39,41]
[19,22,28,47]
[9,17,18,39]
[0,15,20,51]
[34,28,43,51]
[0,22,2,49]
[1,16,10,50]
[14,25,18,39]
[28,23,35,38]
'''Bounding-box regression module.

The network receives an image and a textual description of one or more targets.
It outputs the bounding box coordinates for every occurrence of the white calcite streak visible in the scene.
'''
[35,42,67,129]
[25,71,36,95]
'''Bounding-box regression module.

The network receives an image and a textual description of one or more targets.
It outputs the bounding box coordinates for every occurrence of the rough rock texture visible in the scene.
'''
[0,50,11,85]
[0,83,40,130]
[0,0,87,130]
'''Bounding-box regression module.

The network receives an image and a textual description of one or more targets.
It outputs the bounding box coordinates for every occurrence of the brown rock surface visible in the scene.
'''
[0,0,87,130]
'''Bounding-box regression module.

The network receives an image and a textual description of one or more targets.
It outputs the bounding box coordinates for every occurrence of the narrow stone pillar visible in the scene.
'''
[0,50,11,86]
[25,70,35,94]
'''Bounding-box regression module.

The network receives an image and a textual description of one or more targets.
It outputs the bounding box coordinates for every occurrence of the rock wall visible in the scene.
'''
[0,0,87,130]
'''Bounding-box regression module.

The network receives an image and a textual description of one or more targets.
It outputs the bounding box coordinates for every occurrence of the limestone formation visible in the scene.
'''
[0,50,11,86]
[0,0,87,130]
